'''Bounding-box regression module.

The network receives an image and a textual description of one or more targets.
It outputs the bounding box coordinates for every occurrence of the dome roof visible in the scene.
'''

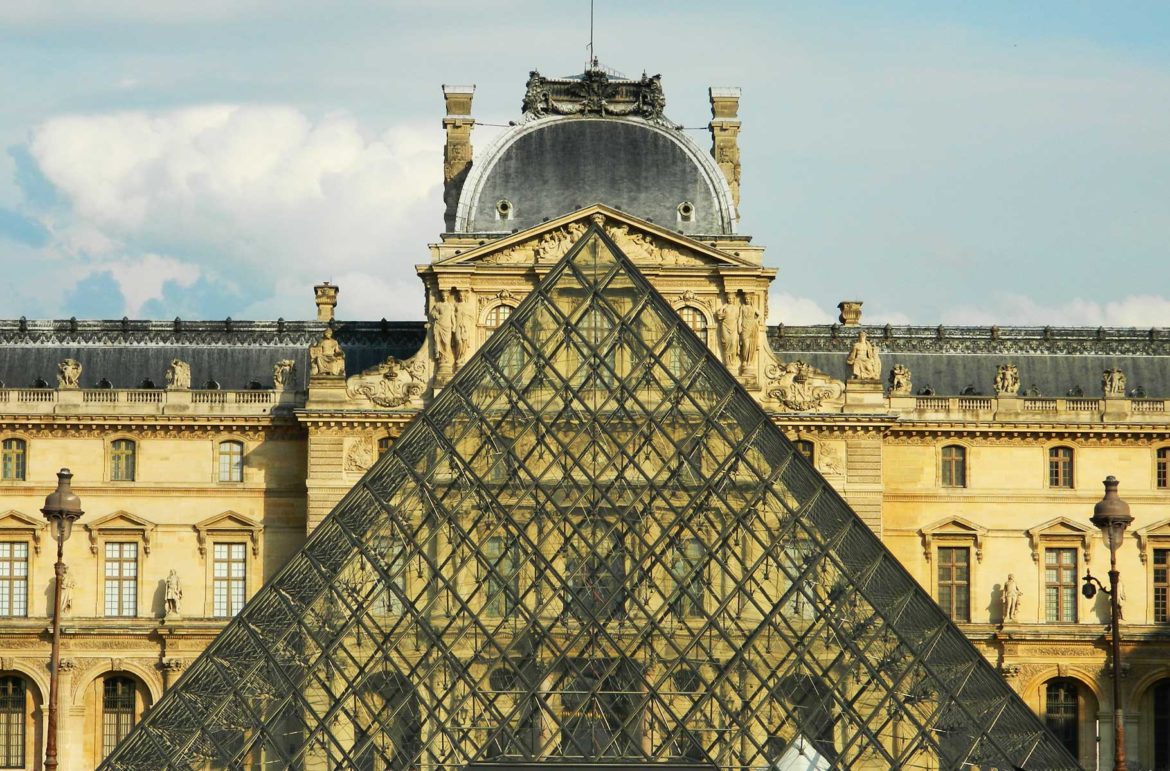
[453,70,737,236]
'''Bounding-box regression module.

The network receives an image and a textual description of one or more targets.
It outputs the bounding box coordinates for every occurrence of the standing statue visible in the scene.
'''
[1003,573,1023,622]
[429,290,456,371]
[273,359,296,390]
[165,569,183,618]
[59,565,74,617]
[165,358,191,390]
[846,331,882,380]
[453,288,477,368]
[889,364,913,395]
[57,359,82,389]
[994,363,1020,396]
[715,300,741,371]
[1103,367,1126,398]
[737,292,760,374]
[309,328,346,377]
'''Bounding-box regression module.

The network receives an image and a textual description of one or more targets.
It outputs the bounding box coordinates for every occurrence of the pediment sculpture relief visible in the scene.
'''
[766,360,845,411]
[346,354,428,408]
[474,221,711,268]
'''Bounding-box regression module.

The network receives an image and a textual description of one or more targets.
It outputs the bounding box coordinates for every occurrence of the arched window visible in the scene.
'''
[378,437,393,457]
[1044,679,1079,758]
[941,445,967,488]
[1158,447,1169,490]
[678,306,708,345]
[484,304,512,336]
[0,439,25,481]
[111,439,136,482]
[793,440,815,465]
[218,440,244,483]
[102,676,137,758]
[1154,680,1170,769]
[1048,446,1074,488]
[0,675,26,767]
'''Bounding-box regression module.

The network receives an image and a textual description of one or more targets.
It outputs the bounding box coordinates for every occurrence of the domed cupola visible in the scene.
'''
[450,66,740,237]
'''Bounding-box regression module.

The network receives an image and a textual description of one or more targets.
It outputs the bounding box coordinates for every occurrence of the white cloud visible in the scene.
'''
[944,293,1170,327]
[28,104,442,318]
[768,292,834,325]
[87,254,201,317]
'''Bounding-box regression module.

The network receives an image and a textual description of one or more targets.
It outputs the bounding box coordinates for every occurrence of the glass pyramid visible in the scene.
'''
[101,224,1081,770]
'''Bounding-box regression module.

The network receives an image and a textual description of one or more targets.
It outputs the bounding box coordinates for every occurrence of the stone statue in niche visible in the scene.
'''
[1103,367,1126,398]
[273,359,296,390]
[309,327,346,377]
[57,359,82,389]
[429,289,456,371]
[715,299,740,371]
[846,331,881,380]
[165,569,183,618]
[994,363,1020,396]
[453,288,477,368]
[889,363,912,395]
[1003,573,1022,622]
[737,292,760,375]
[165,359,191,390]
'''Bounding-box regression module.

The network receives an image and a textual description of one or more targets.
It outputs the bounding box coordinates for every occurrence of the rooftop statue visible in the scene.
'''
[309,327,345,378]
[846,331,881,381]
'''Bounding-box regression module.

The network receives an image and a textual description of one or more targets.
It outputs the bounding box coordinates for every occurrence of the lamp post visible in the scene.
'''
[41,468,83,771]
[1082,475,1133,771]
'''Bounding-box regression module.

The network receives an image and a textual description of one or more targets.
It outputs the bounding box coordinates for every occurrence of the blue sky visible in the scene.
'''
[1,1,1168,325]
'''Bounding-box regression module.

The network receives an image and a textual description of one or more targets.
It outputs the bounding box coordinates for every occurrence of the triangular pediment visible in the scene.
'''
[84,510,157,555]
[1025,516,1095,563]
[1136,518,1170,564]
[193,510,262,557]
[0,510,46,553]
[919,516,988,562]
[104,222,1079,771]
[436,204,754,269]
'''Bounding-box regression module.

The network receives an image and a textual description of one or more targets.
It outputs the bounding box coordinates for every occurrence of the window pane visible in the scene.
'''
[103,677,137,758]
[0,676,25,768]
[1,439,25,482]
[0,543,28,618]
[937,547,970,622]
[213,543,247,617]
[105,542,138,617]
[1045,548,1077,622]
[219,441,243,482]
[111,439,136,481]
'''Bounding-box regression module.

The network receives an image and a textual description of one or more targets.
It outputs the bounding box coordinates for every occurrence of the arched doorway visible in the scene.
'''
[352,672,420,771]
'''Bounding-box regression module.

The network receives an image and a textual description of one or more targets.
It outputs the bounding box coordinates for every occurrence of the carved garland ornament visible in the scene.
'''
[765,361,845,411]
[345,355,427,408]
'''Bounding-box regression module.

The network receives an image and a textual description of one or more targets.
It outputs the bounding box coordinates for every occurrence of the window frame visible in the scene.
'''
[936,545,971,622]
[1044,547,1079,623]
[793,439,815,466]
[1047,445,1075,489]
[0,438,27,482]
[217,439,245,483]
[103,541,139,618]
[1157,447,1169,491]
[212,541,248,618]
[0,542,29,619]
[101,675,138,759]
[1043,678,1081,760]
[940,444,968,488]
[0,675,27,768]
[1155,548,1170,624]
[108,438,137,482]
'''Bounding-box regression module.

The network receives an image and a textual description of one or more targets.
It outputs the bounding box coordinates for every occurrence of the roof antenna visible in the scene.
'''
[587,0,597,69]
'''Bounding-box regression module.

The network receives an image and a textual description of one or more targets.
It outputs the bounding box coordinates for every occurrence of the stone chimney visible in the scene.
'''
[708,87,742,215]
[837,301,863,326]
[442,84,476,231]
[314,282,338,322]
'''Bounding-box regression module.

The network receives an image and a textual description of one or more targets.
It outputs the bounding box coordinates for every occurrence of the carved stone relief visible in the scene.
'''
[765,361,845,411]
[1103,367,1126,397]
[309,328,345,377]
[889,363,912,395]
[993,363,1020,396]
[273,359,296,391]
[57,358,82,389]
[165,359,191,390]
[343,438,376,474]
[345,355,427,408]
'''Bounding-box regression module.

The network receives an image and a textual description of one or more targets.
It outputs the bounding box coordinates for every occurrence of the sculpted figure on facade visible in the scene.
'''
[994,363,1020,396]
[165,569,183,618]
[1103,367,1126,397]
[57,358,82,389]
[1003,573,1022,622]
[273,359,296,391]
[166,358,191,390]
[737,292,760,374]
[453,288,477,368]
[430,289,456,371]
[889,363,912,395]
[846,331,881,380]
[344,438,376,474]
[715,300,740,371]
[59,565,74,617]
[309,327,346,377]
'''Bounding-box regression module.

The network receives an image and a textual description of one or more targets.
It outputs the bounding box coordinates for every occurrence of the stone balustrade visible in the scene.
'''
[0,387,302,415]
[894,394,1167,422]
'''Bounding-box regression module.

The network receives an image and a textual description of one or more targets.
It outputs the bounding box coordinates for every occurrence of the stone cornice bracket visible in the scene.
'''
[161,657,185,673]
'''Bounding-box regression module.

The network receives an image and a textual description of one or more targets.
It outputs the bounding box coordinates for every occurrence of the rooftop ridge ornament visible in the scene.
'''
[101,224,1080,771]
[522,68,668,123]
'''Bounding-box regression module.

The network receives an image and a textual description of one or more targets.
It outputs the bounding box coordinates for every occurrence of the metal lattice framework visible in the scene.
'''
[101,224,1082,770]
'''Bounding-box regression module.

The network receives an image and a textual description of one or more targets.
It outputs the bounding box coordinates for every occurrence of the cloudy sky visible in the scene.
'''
[1,1,1168,325]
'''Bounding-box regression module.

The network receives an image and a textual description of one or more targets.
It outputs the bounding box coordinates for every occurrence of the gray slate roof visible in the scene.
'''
[0,319,425,391]
[769,324,1170,398]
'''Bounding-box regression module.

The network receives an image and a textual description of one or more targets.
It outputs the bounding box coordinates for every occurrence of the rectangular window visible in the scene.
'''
[670,538,706,619]
[484,536,519,616]
[0,543,28,618]
[941,446,967,488]
[104,542,138,617]
[218,441,243,483]
[213,543,247,618]
[1045,548,1078,622]
[937,547,971,622]
[1155,549,1170,623]
[1,439,25,482]
[111,439,136,482]
[102,677,136,758]
[1048,447,1074,488]
[0,676,25,768]
[1158,449,1169,490]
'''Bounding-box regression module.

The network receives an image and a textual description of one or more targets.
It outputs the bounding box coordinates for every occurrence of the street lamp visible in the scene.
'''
[41,468,83,771]
[1082,475,1133,771]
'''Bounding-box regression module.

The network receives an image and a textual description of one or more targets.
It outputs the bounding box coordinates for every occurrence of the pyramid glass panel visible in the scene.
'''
[100,225,1081,770]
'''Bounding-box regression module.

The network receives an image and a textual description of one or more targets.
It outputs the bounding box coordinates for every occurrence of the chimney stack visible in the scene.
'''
[708,87,742,216]
[315,282,338,323]
[442,84,476,231]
